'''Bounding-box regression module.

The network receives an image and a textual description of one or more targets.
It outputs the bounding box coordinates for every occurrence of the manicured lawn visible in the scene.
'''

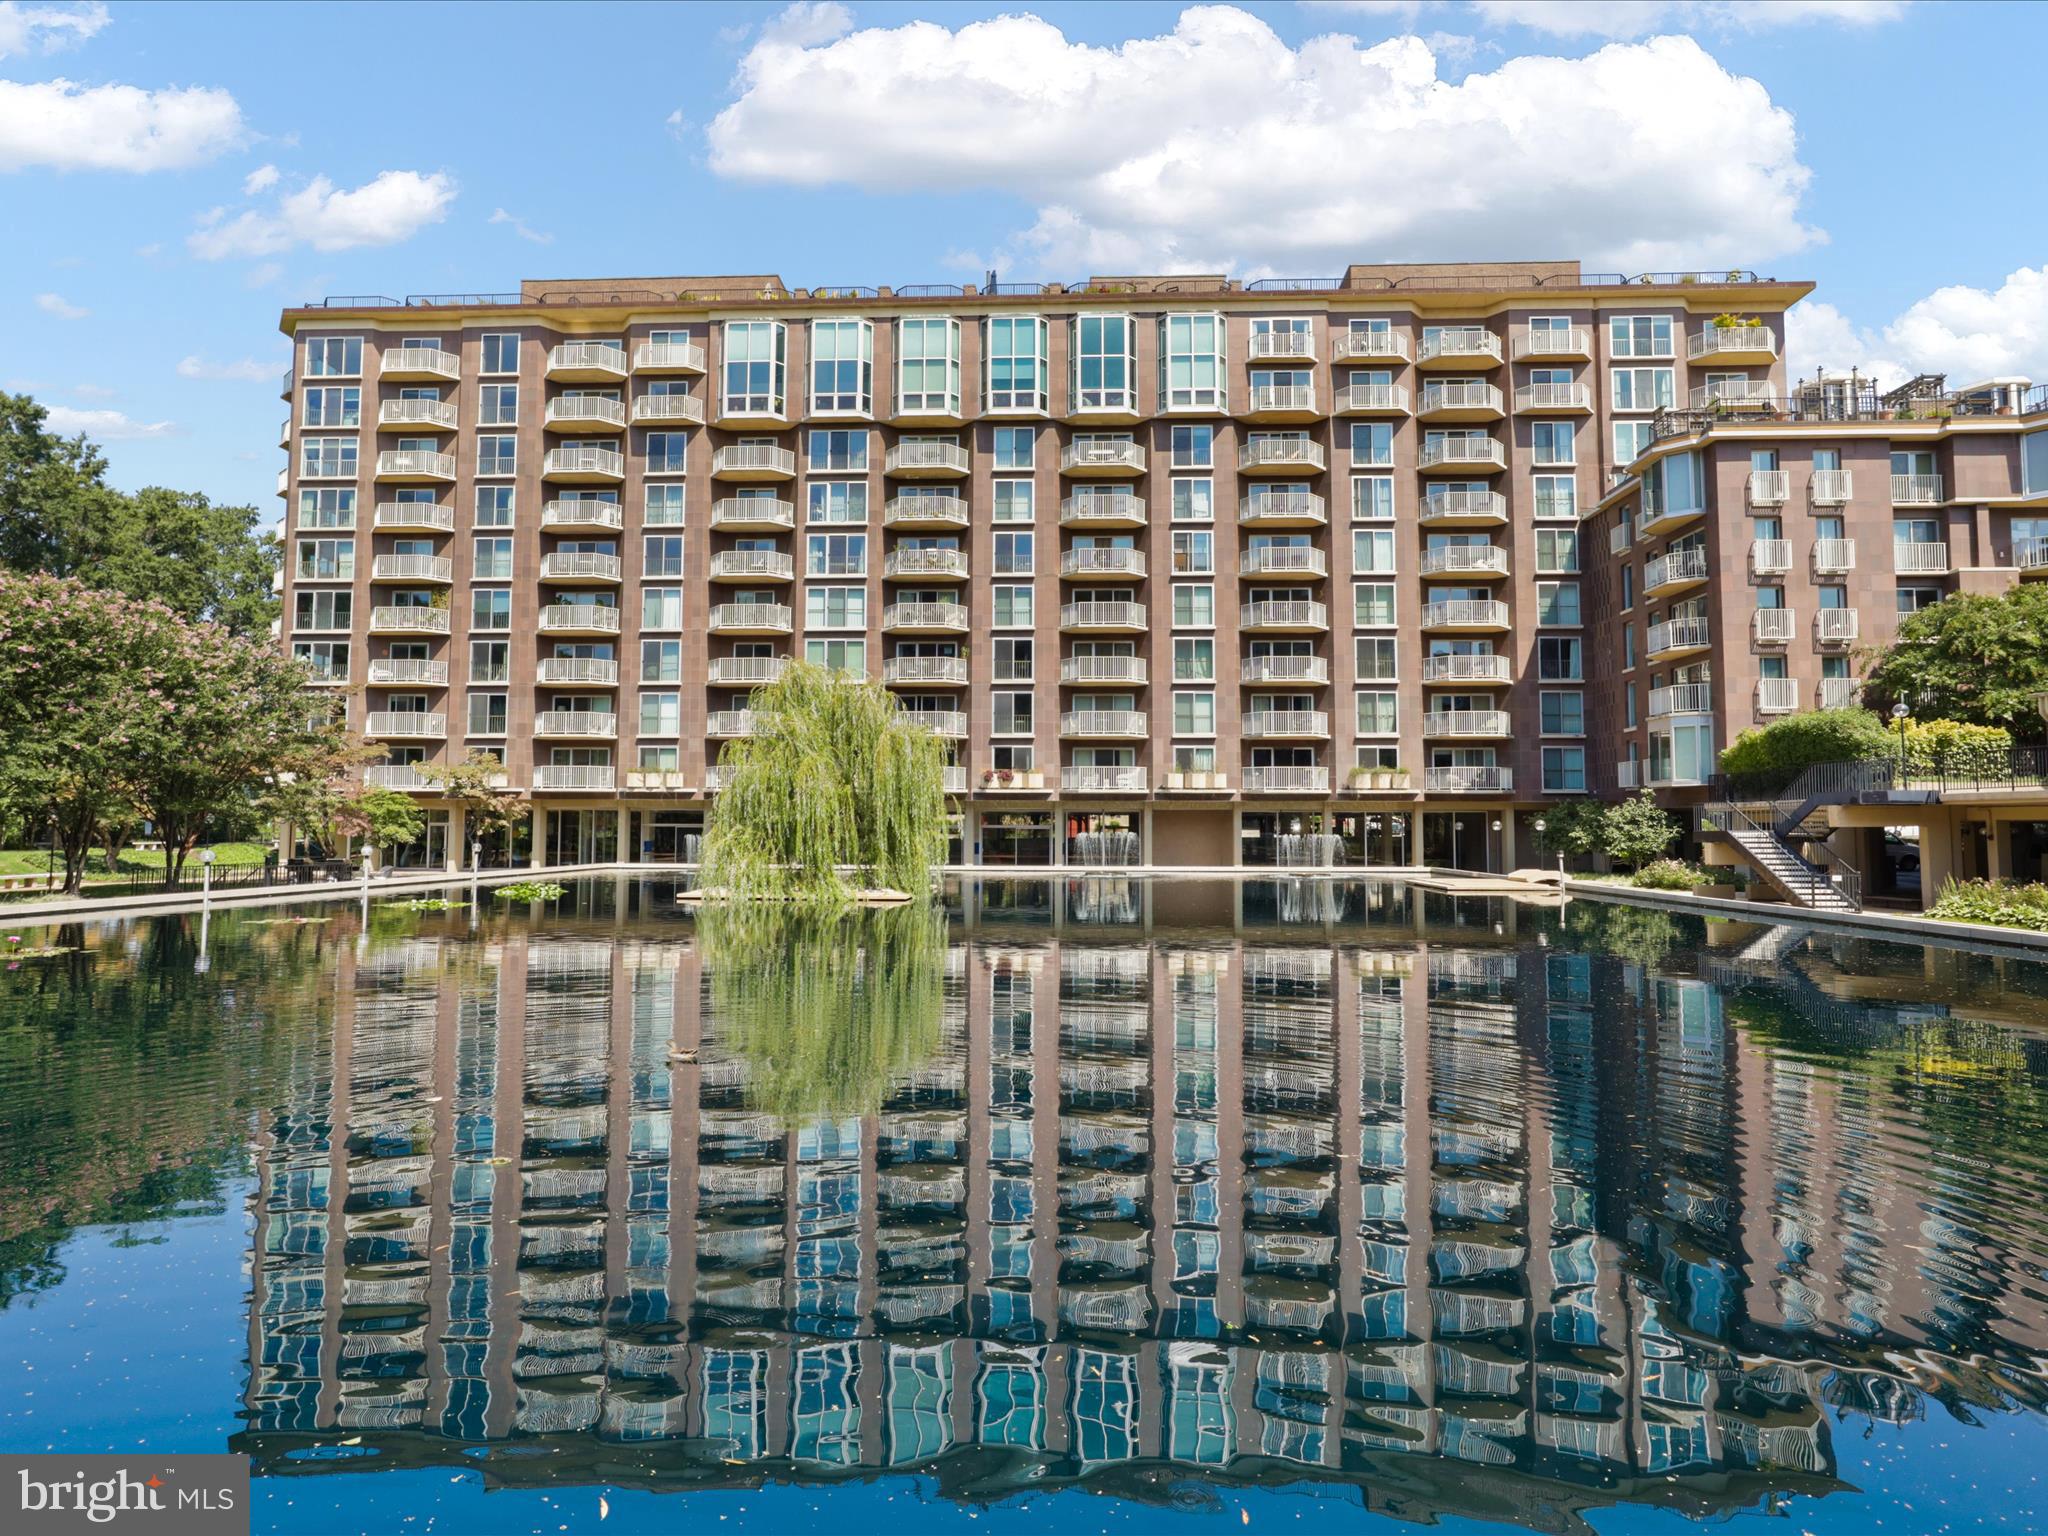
[0,842,271,878]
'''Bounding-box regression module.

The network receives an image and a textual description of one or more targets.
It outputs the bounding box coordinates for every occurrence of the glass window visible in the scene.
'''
[293,590,351,630]
[993,637,1033,680]
[807,481,869,524]
[1611,368,1675,411]
[1351,475,1395,521]
[1173,691,1216,735]
[645,484,686,525]
[479,333,519,375]
[290,641,348,681]
[2024,430,2048,497]
[1532,421,1575,466]
[473,537,513,579]
[985,316,1048,412]
[1071,313,1135,411]
[1172,583,1214,627]
[470,589,511,631]
[476,435,516,476]
[1354,582,1396,626]
[1536,581,1581,625]
[1160,313,1224,411]
[804,638,866,674]
[1538,636,1584,680]
[897,317,962,415]
[304,335,363,378]
[1350,422,1393,466]
[1542,746,1587,792]
[804,586,866,628]
[467,693,508,736]
[992,426,1034,470]
[299,436,357,478]
[992,691,1033,734]
[639,692,682,736]
[722,320,787,415]
[1643,451,1703,519]
[475,486,514,526]
[1533,473,1577,520]
[1353,529,1396,573]
[991,480,1033,522]
[806,532,866,577]
[1540,691,1584,734]
[1170,424,1214,468]
[1171,530,1211,574]
[294,537,353,580]
[1172,477,1213,522]
[1608,315,1674,358]
[643,535,685,577]
[302,386,360,428]
[642,587,684,630]
[1355,636,1397,680]
[478,383,518,426]
[809,319,873,415]
[644,432,687,475]
[641,640,682,682]
[1613,421,1655,465]
[993,531,1033,575]
[1356,691,1398,735]
[1535,528,1579,572]
[992,585,1032,626]
[296,487,357,529]
[808,428,869,471]
[1173,637,1214,680]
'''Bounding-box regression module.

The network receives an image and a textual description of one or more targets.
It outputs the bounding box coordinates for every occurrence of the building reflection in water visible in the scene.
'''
[236,878,2048,1528]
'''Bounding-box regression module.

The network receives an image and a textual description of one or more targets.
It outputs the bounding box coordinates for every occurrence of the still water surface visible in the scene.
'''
[2,876,2047,1535]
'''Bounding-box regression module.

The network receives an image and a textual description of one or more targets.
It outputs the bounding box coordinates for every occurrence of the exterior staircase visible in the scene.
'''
[1702,757,1893,913]
[1714,821,1860,910]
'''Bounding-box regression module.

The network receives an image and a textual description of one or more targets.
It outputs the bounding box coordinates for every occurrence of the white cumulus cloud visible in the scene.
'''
[43,405,172,438]
[0,77,243,171]
[0,1,108,59]
[1790,267,2048,391]
[706,8,1818,275]
[489,207,553,244]
[34,290,85,318]
[176,354,273,382]
[241,161,278,194]
[187,168,455,259]
[1466,1,1905,38]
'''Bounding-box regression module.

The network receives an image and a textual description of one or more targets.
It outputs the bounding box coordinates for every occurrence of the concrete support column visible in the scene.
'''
[1138,809,1153,868]
[615,806,630,865]
[1987,814,2010,882]
[445,806,465,873]
[1498,808,1518,873]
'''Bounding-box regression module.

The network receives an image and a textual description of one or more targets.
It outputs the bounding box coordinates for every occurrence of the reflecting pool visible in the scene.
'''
[4,876,2048,1535]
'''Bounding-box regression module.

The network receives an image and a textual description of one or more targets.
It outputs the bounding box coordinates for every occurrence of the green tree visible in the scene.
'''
[343,787,427,862]
[1601,791,1681,869]
[1861,583,2048,734]
[1532,799,1606,859]
[701,660,948,904]
[433,750,530,866]
[1718,707,1894,787]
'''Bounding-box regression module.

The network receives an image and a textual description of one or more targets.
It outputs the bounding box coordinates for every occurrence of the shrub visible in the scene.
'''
[1927,878,2048,933]
[1632,859,1711,891]
[1904,718,2012,780]
[1532,799,1605,858]
[1718,708,1893,787]
[1601,791,1681,868]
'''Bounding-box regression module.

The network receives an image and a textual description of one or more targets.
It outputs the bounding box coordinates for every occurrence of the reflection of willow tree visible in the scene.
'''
[701,903,949,1123]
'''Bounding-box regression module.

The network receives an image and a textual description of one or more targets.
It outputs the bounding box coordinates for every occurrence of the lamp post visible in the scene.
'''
[1490,818,1503,875]
[1891,700,1910,781]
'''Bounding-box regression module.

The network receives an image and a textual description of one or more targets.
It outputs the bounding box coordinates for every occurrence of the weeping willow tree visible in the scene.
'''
[700,902,949,1122]
[700,660,950,903]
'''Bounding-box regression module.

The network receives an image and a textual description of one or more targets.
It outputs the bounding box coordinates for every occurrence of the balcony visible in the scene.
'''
[538,604,622,635]
[1609,521,1633,554]
[542,446,625,483]
[1748,470,1790,506]
[885,494,969,530]
[1648,683,1713,718]
[704,710,758,739]
[536,657,619,686]
[709,497,795,532]
[1420,488,1508,527]
[1418,545,1508,579]
[1615,761,1638,789]
[1240,599,1328,633]
[1332,332,1410,363]
[1059,491,1147,529]
[1422,709,1511,739]
[631,393,705,426]
[1513,382,1592,413]
[1418,329,1503,368]
[2017,535,2048,575]
[1424,765,1512,793]
[1242,710,1330,740]
[1242,654,1328,686]
[1750,538,1792,575]
[1060,440,1145,476]
[373,502,454,532]
[1421,599,1510,631]
[364,711,446,740]
[942,766,968,795]
[1059,600,1146,633]
[545,342,629,383]
[380,346,459,382]
[367,658,448,686]
[1757,677,1798,714]
[1247,331,1316,363]
[1418,437,1505,473]
[1643,547,1709,597]
[377,398,456,432]
[1511,325,1591,361]
[1335,381,1410,415]
[369,606,450,635]
[633,339,706,374]
[1688,379,1775,411]
[1421,653,1511,685]
[1815,609,1859,646]
[1818,677,1861,710]
[1060,709,1148,739]
[1237,489,1326,528]
[885,547,970,581]
[884,656,968,685]
[1239,546,1326,578]
[534,711,618,740]
[371,554,453,584]
[1810,469,1852,505]
[708,602,793,635]
[1646,617,1711,658]
[1241,384,1319,422]
[1243,765,1330,794]
[541,500,624,534]
[1418,382,1505,421]
[1238,439,1325,475]
[540,552,622,584]
[1060,655,1147,685]
[708,549,794,583]
[1811,538,1855,574]
[708,656,789,687]
[534,765,615,792]
[1060,765,1148,794]
[545,395,627,433]
[1060,547,1146,579]
[376,449,456,483]
[364,765,447,791]
[1637,497,1705,538]
[1895,541,1950,574]
[1688,326,1778,364]
[886,441,971,478]
[711,443,797,481]
[882,600,969,634]
[910,711,968,739]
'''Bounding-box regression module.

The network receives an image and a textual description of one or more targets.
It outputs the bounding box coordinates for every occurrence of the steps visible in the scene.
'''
[1721,826,1860,911]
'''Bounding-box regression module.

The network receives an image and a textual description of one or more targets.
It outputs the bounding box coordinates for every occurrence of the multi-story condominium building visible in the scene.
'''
[274,261,2048,877]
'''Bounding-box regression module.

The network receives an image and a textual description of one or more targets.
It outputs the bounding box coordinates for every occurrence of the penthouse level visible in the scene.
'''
[277,261,1819,873]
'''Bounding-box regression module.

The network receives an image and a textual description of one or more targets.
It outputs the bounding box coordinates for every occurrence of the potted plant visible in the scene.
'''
[996,767,1015,788]
[1391,767,1411,791]
[1712,312,1741,330]
[1166,770,1187,791]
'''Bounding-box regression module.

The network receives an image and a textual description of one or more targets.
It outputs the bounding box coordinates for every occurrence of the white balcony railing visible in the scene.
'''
[1422,709,1511,738]
[1060,765,1148,793]
[712,443,797,477]
[1059,490,1147,526]
[376,449,456,479]
[886,547,970,579]
[1688,326,1778,360]
[1247,331,1316,362]
[1647,617,1710,655]
[367,659,448,686]
[364,765,442,791]
[1757,677,1798,714]
[1750,538,1792,574]
[886,442,971,475]
[1059,547,1145,578]
[1420,653,1510,684]
[1420,382,1504,416]
[1648,684,1713,718]
[910,711,968,738]
[708,656,789,686]
[631,393,705,425]
[1238,439,1326,473]
[705,710,758,738]
[1424,766,1512,793]
[1059,600,1146,630]
[1748,470,1790,506]
[1815,609,1859,644]
[535,657,619,686]
[1810,537,1855,574]
[1511,326,1590,360]
[381,345,459,380]
[2016,535,2048,572]
[1419,328,1502,365]
[1337,381,1409,413]
[1818,677,1861,709]
[883,656,968,685]
[1060,709,1148,738]
[542,446,625,479]
[884,495,969,528]
[1240,655,1328,685]
[1420,488,1508,523]
[1894,541,1950,574]
[545,395,627,430]
[373,502,454,531]
[707,602,793,632]
[546,341,629,377]
[1060,656,1147,685]
[1241,710,1330,738]
[1332,331,1410,362]
[709,497,796,530]
[364,711,446,739]
[1809,469,1852,505]
[1891,473,1943,505]
[634,339,706,373]
[1237,490,1326,524]
[1752,608,1796,644]
[882,601,969,631]
[1643,547,1709,592]
[541,500,625,532]
[1418,545,1508,578]
[378,398,456,430]
[1243,766,1331,794]
[534,765,616,792]
[540,552,622,582]
[1513,382,1591,412]
[1239,546,1326,577]
[709,550,795,581]
[1061,440,1145,473]
[533,711,618,739]
[538,604,622,633]
[1240,600,1328,629]
[1244,384,1318,415]
[370,554,452,583]
[1421,599,1510,628]
[368,606,450,634]
[1419,438,1505,471]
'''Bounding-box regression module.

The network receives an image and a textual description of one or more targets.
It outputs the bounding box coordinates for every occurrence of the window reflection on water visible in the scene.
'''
[4,877,2048,1528]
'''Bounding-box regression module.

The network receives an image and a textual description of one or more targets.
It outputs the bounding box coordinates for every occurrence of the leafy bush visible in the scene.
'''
[1927,878,2048,933]
[1601,791,1681,868]
[1632,859,1712,891]
[1718,708,1893,787]
[493,880,565,903]
[1532,799,1605,858]
[1905,718,2012,780]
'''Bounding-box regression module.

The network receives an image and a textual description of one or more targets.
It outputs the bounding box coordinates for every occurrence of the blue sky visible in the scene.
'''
[4,0,2044,517]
